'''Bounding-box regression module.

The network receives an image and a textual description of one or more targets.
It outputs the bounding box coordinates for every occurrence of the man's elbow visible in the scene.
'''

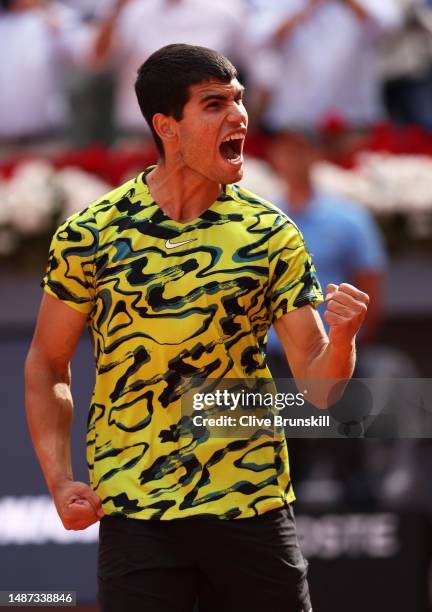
[24,347,70,391]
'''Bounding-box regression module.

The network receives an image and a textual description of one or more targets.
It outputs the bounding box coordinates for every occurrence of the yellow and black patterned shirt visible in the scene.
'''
[42,169,323,520]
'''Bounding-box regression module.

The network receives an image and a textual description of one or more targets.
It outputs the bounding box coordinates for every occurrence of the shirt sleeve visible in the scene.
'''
[267,215,323,323]
[41,209,98,315]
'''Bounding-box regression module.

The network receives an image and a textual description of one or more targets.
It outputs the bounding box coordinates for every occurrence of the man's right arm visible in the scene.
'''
[24,293,104,530]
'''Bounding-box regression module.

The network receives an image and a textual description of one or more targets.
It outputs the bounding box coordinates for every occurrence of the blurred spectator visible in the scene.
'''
[381,0,432,130]
[0,0,85,148]
[265,129,386,502]
[87,0,248,139]
[265,130,420,508]
[247,0,404,131]
[57,0,109,22]
[267,129,387,354]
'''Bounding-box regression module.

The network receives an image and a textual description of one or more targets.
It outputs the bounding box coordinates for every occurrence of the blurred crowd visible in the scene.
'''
[2,0,432,147]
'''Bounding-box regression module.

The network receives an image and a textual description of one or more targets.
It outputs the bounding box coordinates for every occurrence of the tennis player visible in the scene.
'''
[25,44,369,612]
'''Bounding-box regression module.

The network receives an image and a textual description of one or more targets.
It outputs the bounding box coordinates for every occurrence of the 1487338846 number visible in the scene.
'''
[1,591,76,607]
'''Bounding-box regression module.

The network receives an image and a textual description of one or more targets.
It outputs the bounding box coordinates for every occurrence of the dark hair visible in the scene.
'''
[135,43,237,157]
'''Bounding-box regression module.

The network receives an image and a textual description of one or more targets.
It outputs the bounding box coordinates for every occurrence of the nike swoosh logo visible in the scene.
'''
[165,238,196,249]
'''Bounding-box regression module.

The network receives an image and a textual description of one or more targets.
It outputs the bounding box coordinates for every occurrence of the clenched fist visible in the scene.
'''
[324,282,369,348]
[51,479,104,531]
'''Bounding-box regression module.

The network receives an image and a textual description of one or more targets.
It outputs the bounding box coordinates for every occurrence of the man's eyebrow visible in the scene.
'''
[200,86,245,104]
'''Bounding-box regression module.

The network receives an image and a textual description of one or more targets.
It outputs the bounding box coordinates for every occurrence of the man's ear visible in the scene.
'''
[152,113,178,146]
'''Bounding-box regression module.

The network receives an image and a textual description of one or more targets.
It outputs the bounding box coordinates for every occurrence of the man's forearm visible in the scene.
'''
[24,351,74,493]
[275,285,367,409]
[298,338,356,410]
[306,338,356,381]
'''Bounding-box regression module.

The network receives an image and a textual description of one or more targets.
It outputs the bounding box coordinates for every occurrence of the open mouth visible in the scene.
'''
[219,132,245,165]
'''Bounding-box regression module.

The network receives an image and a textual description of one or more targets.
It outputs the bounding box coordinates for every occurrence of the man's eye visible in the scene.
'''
[206,102,220,109]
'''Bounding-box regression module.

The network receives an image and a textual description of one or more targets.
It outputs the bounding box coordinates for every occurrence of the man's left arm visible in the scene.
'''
[267,217,367,404]
[274,283,369,406]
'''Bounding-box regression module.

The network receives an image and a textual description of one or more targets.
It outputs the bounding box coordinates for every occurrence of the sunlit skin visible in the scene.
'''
[147,78,248,223]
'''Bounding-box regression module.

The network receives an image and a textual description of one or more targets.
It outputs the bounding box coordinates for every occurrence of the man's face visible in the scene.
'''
[175,78,248,185]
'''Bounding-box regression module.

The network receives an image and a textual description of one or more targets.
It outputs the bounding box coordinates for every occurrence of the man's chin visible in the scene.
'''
[220,160,244,184]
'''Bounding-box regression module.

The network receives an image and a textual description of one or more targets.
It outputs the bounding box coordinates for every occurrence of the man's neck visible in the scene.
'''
[146,157,221,223]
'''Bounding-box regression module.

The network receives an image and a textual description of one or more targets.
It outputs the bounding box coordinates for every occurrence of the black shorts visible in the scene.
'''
[98,503,312,612]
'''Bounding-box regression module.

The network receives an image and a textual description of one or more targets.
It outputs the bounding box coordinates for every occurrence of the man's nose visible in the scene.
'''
[227,102,248,125]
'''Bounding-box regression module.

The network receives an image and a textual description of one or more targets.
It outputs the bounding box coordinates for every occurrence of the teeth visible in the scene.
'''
[222,132,244,143]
